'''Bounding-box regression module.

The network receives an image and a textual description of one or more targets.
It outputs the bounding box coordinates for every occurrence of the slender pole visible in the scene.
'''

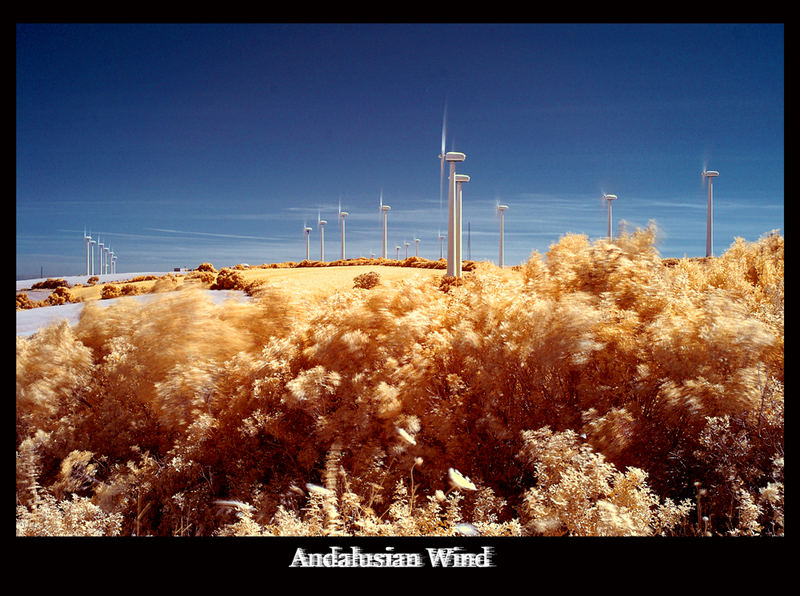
[607,200,612,240]
[499,210,505,268]
[706,177,713,257]
[455,180,463,278]
[447,161,456,276]
[320,223,325,261]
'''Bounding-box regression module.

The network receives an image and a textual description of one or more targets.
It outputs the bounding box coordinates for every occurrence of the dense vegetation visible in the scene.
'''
[16,226,783,536]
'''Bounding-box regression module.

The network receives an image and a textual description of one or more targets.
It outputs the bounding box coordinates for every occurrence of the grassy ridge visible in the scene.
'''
[16,227,783,536]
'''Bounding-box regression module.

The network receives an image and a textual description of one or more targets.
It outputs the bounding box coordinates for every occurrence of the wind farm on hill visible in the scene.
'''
[16,112,784,541]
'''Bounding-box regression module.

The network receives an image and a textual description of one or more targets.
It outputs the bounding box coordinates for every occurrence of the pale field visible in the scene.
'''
[56,264,520,303]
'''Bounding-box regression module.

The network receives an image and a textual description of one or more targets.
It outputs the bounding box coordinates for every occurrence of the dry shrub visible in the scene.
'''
[353,271,381,289]
[185,270,216,285]
[15,228,783,536]
[16,293,37,310]
[196,262,216,273]
[31,278,70,290]
[86,276,99,286]
[100,284,121,299]
[210,268,246,290]
[150,274,180,293]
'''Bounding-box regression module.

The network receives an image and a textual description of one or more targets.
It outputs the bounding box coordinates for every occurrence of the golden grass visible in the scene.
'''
[16,228,784,537]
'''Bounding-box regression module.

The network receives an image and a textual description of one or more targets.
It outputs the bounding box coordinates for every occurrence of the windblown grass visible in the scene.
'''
[16,226,783,536]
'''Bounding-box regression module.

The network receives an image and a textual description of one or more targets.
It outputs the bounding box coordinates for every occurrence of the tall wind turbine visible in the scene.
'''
[454,172,470,278]
[303,222,313,260]
[318,213,327,261]
[438,230,446,260]
[83,229,92,275]
[603,194,618,240]
[497,203,509,268]
[97,238,105,275]
[443,151,466,277]
[89,237,97,276]
[414,237,420,257]
[702,169,719,257]
[404,241,410,259]
[111,250,117,274]
[103,244,110,275]
[380,191,391,259]
[395,245,401,260]
[339,202,349,260]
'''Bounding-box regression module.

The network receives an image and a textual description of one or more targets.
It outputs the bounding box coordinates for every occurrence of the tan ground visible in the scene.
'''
[62,265,455,303]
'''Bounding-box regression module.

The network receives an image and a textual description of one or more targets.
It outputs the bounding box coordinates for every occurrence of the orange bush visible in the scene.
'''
[16,228,783,537]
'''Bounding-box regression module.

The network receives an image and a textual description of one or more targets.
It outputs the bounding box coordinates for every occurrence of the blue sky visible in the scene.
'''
[16,23,784,279]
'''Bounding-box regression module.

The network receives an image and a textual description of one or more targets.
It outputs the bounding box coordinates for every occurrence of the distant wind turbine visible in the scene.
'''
[603,193,618,240]
[414,237,420,257]
[395,245,401,260]
[88,237,97,276]
[380,190,391,259]
[303,222,313,261]
[404,241,410,259]
[318,212,327,261]
[97,238,105,275]
[497,202,509,268]
[83,229,92,275]
[339,202,349,260]
[438,230,446,260]
[702,169,719,257]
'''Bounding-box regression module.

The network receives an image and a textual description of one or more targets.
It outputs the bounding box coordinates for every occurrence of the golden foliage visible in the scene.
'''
[15,229,783,536]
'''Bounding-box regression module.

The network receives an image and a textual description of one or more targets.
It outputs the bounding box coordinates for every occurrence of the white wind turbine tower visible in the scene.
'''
[404,240,410,259]
[88,237,97,276]
[318,213,327,261]
[414,237,420,257]
[97,238,105,275]
[442,151,466,277]
[338,202,349,260]
[111,250,117,274]
[83,229,92,275]
[380,191,391,259]
[702,169,719,257]
[603,193,618,240]
[496,203,509,268]
[103,244,110,275]
[454,171,470,278]
[303,222,313,261]
[395,244,401,260]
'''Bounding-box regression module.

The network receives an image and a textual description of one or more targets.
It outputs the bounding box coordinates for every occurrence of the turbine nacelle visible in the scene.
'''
[455,173,470,183]
[702,170,719,178]
[603,193,618,202]
[446,152,466,163]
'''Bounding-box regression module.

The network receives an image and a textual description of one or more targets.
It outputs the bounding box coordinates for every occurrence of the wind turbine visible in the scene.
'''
[395,245,401,260]
[318,212,327,261]
[702,169,719,257]
[103,244,110,275]
[497,203,509,268]
[438,230,446,260]
[380,191,391,259]
[303,222,313,261]
[97,238,105,275]
[603,194,617,240]
[338,202,349,260]
[88,237,97,276]
[443,151,466,277]
[404,241,410,259]
[83,229,92,275]
[414,237,420,257]
[454,171,470,278]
